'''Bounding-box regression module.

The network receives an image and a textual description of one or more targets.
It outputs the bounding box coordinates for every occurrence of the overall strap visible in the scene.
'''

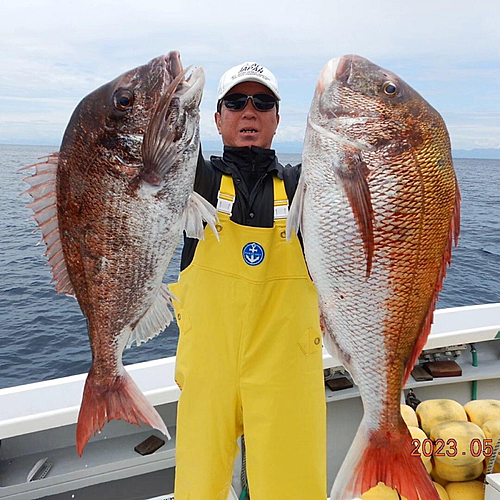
[216,174,236,215]
[273,176,289,220]
[216,174,289,220]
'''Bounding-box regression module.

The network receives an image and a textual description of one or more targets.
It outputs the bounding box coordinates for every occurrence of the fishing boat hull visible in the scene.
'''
[1,304,500,499]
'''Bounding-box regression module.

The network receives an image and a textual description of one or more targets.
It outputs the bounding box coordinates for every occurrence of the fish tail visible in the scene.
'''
[330,417,439,500]
[76,367,170,456]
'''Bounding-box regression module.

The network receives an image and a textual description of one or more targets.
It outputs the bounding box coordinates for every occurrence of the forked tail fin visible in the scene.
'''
[330,418,439,500]
[76,367,170,456]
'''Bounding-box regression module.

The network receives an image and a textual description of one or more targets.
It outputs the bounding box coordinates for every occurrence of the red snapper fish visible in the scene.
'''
[288,55,460,499]
[22,52,216,456]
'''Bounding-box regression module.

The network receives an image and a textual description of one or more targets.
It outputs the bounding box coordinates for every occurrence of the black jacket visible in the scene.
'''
[180,145,301,271]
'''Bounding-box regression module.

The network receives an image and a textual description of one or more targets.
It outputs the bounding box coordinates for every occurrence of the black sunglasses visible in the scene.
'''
[222,93,278,112]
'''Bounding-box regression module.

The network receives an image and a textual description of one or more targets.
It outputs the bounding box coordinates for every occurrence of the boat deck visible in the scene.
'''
[0,303,499,499]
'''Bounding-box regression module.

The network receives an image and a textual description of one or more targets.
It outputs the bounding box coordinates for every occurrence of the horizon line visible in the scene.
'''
[1,142,499,153]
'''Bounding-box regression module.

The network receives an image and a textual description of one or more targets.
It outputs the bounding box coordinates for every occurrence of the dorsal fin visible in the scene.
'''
[402,176,461,385]
[20,153,75,296]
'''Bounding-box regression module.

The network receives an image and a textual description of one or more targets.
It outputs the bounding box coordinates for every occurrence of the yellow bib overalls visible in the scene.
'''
[169,174,327,499]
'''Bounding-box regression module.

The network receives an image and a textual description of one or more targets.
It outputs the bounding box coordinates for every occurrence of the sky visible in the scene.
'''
[1,0,499,152]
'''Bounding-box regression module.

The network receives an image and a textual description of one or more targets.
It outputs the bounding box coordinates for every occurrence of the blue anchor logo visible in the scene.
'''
[242,242,265,266]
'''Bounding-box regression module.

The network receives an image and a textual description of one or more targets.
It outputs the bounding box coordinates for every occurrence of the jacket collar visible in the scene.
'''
[210,146,284,179]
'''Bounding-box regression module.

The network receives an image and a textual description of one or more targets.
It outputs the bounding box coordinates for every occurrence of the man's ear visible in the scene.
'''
[274,113,280,134]
[214,112,222,135]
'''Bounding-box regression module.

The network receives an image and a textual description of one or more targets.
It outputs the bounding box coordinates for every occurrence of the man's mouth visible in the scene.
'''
[240,128,258,134]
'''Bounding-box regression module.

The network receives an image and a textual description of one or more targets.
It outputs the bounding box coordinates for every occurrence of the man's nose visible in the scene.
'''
[241,99,258,116]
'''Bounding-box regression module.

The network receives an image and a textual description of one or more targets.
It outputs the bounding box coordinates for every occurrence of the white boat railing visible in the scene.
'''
[0,303,499,441]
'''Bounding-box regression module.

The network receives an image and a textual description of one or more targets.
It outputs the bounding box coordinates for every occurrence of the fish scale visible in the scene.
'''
[22,52,217,456]
[288,54,459,499]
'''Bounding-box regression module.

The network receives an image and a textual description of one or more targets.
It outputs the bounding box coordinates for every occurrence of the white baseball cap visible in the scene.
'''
[217,62,281,101]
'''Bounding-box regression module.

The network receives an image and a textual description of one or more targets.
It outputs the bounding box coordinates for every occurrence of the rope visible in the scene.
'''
[486,436,500,477]
[239,434,250,500]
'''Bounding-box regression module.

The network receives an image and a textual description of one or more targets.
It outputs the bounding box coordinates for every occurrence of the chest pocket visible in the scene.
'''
[299,328,322,356]
[176,309,192,336]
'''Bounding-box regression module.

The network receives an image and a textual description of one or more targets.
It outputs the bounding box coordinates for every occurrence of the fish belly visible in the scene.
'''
[302,169,390,426]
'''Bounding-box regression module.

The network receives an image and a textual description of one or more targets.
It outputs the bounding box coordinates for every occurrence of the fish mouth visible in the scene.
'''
[334,54,356,84]
[317,55,379,120]
[167,50,183,80]
[165,51,205,107]
[317,57,353,118]
[325,54,362,84]
[317,56,344,94]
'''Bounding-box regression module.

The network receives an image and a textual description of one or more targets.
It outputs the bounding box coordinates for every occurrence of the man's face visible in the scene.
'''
[214,82,280,149]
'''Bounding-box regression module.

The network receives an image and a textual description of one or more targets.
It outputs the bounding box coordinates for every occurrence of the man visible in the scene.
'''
[169,62,326,499]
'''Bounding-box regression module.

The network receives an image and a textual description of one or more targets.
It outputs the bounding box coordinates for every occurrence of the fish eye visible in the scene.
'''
[113,89,134,111]
[383,82,398,96]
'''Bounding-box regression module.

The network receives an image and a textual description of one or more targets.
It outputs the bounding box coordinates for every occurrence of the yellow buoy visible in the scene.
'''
[464,399,500,427]
[416,400,467,435]
[445,480,484,500]
[433,460,483,482]
[359,481,446,499]
[433,482,450,500]
[431,462,449,487]
[430,421,486,466]
[401,404,418,428]
[408,425,432,468]
[482,418,500,464]
[361,482,407,499]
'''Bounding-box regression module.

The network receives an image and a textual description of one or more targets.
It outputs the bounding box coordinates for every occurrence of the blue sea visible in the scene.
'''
[1,144,499,389]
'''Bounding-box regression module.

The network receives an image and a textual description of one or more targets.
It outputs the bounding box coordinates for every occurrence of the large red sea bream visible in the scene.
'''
[288,55,460,499]
[21,52,216,456]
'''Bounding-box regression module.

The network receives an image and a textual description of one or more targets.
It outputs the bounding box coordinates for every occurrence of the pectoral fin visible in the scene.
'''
[286,173,305,241]
[334,149,374,278]
[183,191,219,240]
[140,69,189,186]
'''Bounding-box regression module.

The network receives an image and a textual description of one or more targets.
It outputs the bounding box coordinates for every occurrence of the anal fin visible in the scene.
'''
[127,284,174,348]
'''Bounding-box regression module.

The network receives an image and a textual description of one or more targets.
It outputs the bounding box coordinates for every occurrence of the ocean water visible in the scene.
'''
[0,144,499,389]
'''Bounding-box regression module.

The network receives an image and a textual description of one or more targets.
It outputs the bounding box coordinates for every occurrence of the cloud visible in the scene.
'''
[1,0,499,150]
[0,96,76,104]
